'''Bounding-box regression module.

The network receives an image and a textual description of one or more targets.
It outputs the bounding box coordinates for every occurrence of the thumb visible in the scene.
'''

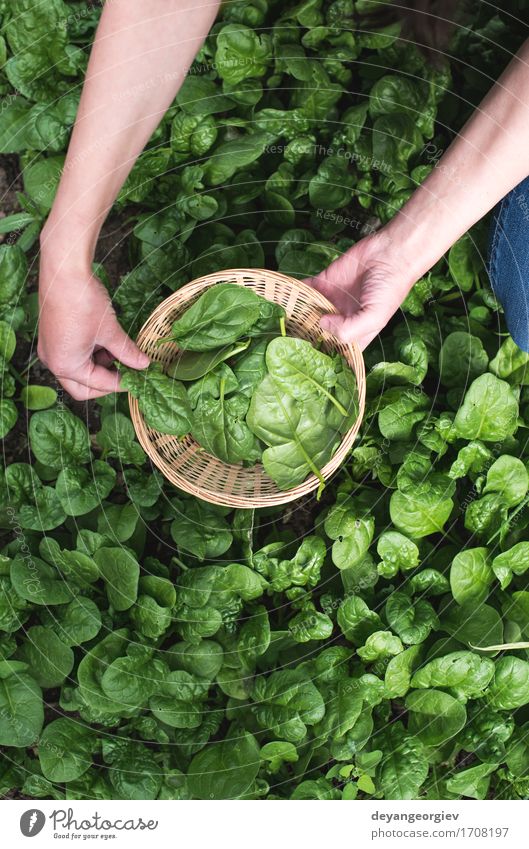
[320,309,382,345]
[101,323,150,369]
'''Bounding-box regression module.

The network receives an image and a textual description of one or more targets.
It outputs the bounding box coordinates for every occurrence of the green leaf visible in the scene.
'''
[483,455,528,507]
[43,596,102,646]
[438,332,488,387]
[21,626,74,688]
[405,689,467,746]
[119,363,193,436]
[486,656,529,709]
[453,374,519,442]
[441,601,504,650]
[77,630,133,716]
[20,385,57,410]
[0,399,18,438]
[192,390,261,464]
[96,412,146,465]
[448,234,478,292]
[410,651,495,697]
[10,556,73,605]
[23,155,65,212]
[170,500,232,560]
[378,725,429,799]
[385,591,439,644]
[39,718,96,783]
[377,531,419,577]
[378,387,428,440]
[215,23,272,85]
[450,548,494,606]
[165,283,262,351]
[337,595,381,645]
[492,543,529,590]
[445,762,498,800]
[94,548,140,611]
[0,672,43,747]
[390,485,454,538]
[29,409,91,468]
[187,732,260,799]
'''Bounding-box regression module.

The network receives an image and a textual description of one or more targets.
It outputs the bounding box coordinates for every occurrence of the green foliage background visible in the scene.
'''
[1,0,529,800]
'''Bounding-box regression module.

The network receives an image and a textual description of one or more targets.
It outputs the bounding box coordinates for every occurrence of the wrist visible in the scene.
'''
[38,243,98,300]
[358,227,419,297]
[381,165,475,281]
[39,210,100,269]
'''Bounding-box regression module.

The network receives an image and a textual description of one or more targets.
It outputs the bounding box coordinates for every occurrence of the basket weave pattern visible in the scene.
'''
[129,269,366,507]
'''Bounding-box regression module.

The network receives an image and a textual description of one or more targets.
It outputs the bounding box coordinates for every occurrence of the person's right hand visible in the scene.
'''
[306,229,416,351]
[38,260,150,401]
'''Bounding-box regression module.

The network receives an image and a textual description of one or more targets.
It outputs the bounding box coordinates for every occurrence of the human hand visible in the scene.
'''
[307,230,417,350]
[38,260,149,401]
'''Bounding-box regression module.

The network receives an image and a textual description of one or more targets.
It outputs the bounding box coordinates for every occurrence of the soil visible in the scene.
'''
[0,153,23,226]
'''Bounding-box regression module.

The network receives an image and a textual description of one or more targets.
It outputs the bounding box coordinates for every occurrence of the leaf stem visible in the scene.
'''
[21,354,39,376]
[486,492,529,545]
[8,362,25,386]
[320,384,348,417]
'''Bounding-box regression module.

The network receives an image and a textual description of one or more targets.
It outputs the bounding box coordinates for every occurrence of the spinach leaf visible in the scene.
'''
[120,362,193,436]
[187,731,260,799]
[0,671,43,747]
[29,409,91,468]
[405,689,467,746]
[192,386,261,464]
[39,718,97,783]
[247,374,338,491]
[21,626,74,688]
[454,374,519,442]
[93,548,140,611]
[266,336,348,416]
[55,461,116,516]
[167,339,249,381]
[165,283,262,351]
[232,337,268,396]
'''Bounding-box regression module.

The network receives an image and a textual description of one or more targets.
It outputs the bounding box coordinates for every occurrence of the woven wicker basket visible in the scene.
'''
[128,268,366,508]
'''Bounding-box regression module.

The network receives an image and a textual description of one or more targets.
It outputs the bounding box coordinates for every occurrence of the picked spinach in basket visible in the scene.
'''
[120,284,358,493]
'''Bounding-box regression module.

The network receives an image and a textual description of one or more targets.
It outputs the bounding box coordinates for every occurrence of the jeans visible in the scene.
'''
[487,174,529,352]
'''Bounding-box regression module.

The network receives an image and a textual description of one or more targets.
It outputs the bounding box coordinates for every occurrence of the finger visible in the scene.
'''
[320,309,383,343]
[84,363,123,393]
[305,273,337,302]
[60,363,123,395]
[356,328,381,351]
[100,323,150,369]
[58,376,116,401]
[94,347,115,367]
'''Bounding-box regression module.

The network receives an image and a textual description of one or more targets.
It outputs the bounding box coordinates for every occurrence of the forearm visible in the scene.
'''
[40,0,220,268]
[384,38,529,279]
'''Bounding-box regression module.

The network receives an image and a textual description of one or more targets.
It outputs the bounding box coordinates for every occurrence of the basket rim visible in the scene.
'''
[128,268,366,508]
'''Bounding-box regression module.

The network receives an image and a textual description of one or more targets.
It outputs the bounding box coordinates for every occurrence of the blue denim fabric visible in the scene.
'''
[487,174,529,352]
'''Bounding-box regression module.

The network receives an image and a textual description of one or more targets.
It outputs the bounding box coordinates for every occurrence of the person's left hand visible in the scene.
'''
[306,230,417,350]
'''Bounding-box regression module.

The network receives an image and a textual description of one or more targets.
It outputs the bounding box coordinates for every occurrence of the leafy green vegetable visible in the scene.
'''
[454,374,519,441]
[192,387,261,464]
[165,283,263,351]
[0,671,43,747]
[119,363,193,436]
[167,340,250,381]
[187,732,260,799]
